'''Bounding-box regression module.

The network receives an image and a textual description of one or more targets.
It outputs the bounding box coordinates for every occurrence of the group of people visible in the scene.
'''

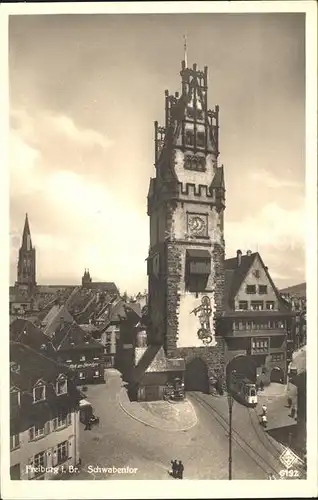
[170,460,184,479]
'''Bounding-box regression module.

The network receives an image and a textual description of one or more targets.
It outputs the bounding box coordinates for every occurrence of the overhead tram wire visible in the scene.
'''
[191,393,280,476]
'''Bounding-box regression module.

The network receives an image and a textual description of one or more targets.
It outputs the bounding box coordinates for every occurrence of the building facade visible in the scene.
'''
[10,343,81,480]
[220,250,294,385]
[147,59,226,390]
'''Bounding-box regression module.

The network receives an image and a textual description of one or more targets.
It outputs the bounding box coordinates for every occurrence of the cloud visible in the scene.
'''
[225,202,305,288]
[9,113,149,293]
[248,168,302,189]
[225,201,305,255]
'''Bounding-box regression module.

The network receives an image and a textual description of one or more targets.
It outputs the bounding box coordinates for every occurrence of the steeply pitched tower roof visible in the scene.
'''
[21,213,33,250]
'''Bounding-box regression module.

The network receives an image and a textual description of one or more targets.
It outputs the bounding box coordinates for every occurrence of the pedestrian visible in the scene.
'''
[171,459,178,478]
[261,414,267,428]
[259,380,264,391]
[287,397,292,408]
[261,404,267,416]
[290,406,296,418]
[177,460,184,479]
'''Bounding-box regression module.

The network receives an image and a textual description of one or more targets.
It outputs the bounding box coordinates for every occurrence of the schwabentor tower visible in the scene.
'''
[147,59,226,388]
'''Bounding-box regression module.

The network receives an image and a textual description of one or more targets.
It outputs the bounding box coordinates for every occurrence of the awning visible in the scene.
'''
[186,249,211,259]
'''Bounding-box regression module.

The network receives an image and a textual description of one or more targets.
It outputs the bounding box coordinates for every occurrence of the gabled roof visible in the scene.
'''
[42,304,74,337]
[224,252,290,311]
[10,318,55,355]
[51,321,103,351]
[224,253,257,308]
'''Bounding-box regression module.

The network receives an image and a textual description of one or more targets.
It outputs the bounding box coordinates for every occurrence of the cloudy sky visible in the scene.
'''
[9,12,305,294]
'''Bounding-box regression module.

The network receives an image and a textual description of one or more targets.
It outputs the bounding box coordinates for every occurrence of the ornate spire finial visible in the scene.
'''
[183,34,188,68]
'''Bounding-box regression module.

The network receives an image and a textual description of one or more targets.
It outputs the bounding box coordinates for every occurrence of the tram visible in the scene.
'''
[229,373,257,407]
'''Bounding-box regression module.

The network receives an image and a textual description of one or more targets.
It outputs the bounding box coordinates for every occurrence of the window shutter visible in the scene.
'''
[44,421,50,435]
[68,440,72,459]
[29,427,34,442]
[67,412,72,426]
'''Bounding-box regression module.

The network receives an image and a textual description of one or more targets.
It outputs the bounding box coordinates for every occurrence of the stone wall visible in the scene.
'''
[178,340,226,382]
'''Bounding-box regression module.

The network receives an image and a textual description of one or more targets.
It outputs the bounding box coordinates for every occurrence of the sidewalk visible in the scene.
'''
[256,383,298,431]
[118,388,197,431]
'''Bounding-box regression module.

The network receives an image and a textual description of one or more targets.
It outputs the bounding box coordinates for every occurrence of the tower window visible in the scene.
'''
[184,155,206,172]
[197,131,205,148]
[187,107,195,119]
[185,130,194,146]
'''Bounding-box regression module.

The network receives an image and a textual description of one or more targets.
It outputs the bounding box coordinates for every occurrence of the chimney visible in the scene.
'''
[236,249,242,267]
[246,250,252,256]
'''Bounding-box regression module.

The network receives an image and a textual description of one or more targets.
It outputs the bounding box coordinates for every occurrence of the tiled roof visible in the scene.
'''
[51,321,103,351]
[133,345,185,384]
[88,282,119,294]
[42,304,74,337]
[10,342,71,392]
[10,319,55,355]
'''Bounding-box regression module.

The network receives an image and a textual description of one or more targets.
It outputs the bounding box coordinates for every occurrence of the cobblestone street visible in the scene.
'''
[74,369,297,480]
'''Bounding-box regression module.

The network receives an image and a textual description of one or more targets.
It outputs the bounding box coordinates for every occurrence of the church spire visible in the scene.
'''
[16,213,36,294]
[22,213,32,251]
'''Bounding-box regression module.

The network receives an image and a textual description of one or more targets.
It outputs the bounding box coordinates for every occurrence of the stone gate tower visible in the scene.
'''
[147,59,226,384]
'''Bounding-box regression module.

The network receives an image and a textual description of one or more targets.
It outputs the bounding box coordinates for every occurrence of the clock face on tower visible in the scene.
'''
[187,213,208,237]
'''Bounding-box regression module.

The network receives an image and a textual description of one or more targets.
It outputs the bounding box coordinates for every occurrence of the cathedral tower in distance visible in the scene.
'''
[147,59,226,385]
[15,213,36,295]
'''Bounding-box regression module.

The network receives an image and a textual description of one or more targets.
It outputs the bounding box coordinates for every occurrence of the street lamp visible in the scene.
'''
[227,373,235,480]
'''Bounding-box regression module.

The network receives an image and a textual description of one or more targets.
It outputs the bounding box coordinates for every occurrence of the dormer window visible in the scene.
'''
[56,375,68,396]
[33,383,46,403]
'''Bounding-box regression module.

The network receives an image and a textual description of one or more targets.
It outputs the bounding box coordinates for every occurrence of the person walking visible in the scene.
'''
[177,461,184,479]
[171,459,178,478]
[259,380,264,391]
[290,405,296,418]
[261,404,267,416]
[261,414,267,428]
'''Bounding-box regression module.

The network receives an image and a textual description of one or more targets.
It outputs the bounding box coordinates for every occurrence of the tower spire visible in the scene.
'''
[22,212,32,251]
[183,34,188,68]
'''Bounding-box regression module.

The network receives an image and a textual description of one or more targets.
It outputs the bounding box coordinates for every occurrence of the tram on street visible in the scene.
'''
[229,373,258,407]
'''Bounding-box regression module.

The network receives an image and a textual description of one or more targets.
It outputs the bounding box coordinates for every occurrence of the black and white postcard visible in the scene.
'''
[1,1,317,499]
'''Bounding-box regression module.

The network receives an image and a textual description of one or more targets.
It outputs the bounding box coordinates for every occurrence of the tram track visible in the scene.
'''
[190,392,281,477]
[247,407,283,464]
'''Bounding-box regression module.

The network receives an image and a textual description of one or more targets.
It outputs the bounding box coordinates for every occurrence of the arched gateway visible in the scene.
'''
[185,357,209,394]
